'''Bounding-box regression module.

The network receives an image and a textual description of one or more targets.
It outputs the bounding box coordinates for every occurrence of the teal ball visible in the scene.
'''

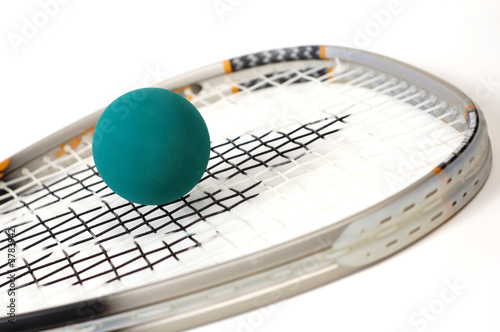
[92,88,210,205]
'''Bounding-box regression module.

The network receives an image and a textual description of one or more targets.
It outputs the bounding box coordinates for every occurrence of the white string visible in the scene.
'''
[0,59,467,313]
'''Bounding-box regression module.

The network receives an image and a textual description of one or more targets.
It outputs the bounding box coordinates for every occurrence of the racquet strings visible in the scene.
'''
[0,59,466,313]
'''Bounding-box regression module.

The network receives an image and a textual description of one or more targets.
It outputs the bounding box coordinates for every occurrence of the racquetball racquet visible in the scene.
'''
[0,45,492,331]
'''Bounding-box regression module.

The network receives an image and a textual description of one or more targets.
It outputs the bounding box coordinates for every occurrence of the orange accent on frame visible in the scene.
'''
[231,86,240,94]
[0,158,9,171]
[431,167,443,174]
[464,105,475,119]
[173,86,189,93]
[55,136,81,158]
[431,166,451,184]
[54,127,94,158]
[319,46,327,59]
[82,127,95,136]
[173,86,194,101]
[0,158,10,179]
[223,60,233,74]
[327,67,335,82]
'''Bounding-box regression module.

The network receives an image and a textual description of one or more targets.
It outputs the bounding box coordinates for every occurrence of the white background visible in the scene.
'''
[0,1,499,331]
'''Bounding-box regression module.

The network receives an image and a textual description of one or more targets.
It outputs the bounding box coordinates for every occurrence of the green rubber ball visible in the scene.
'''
[92,88,210,205]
